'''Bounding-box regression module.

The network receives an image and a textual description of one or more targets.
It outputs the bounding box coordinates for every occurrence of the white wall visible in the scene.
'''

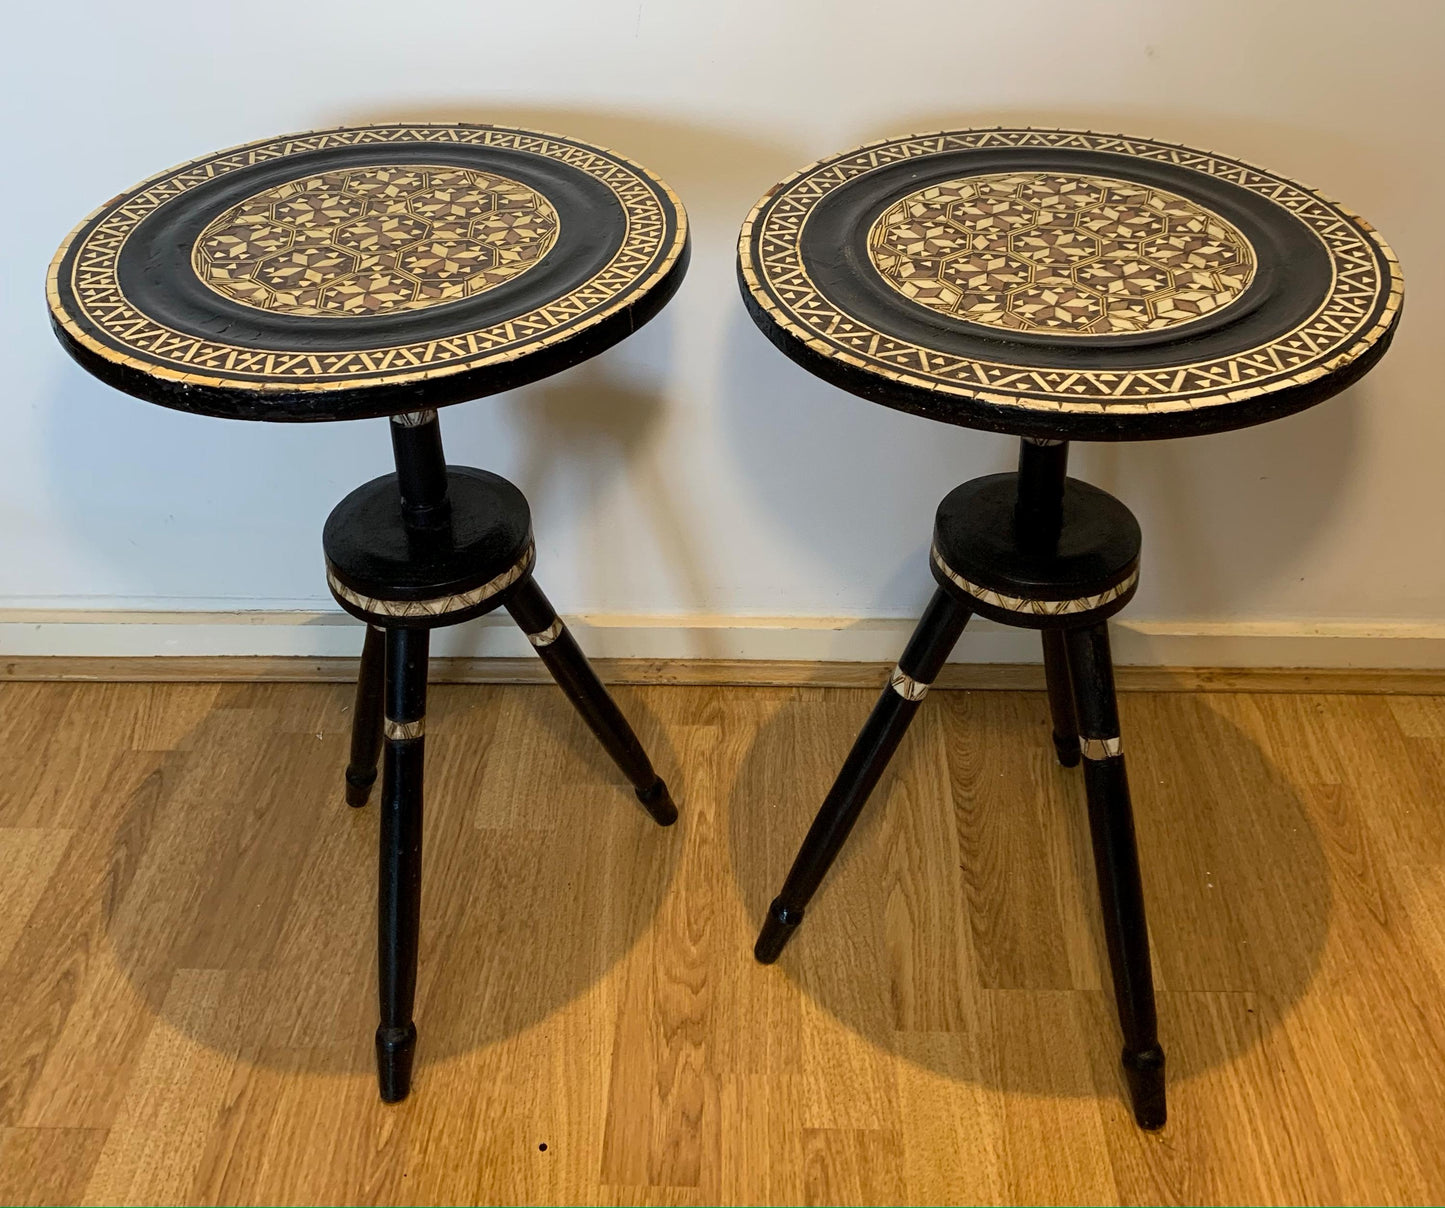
[3,1,1443,662]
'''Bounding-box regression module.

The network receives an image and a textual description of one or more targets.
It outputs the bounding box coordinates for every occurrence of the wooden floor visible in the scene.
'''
[1,679,1443,1205]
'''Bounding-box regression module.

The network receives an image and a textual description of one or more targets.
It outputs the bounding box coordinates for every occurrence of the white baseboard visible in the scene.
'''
[2,608,1443,669]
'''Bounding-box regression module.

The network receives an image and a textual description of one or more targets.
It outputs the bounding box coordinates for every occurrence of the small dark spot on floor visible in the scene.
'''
[538,1142,548,1152]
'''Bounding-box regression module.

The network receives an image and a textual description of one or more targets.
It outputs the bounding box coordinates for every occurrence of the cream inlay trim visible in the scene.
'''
[191,164,560,318]
[327,545,534,620]
[385,718,425,741]
[528,618,564,647]
[889,665,930,701]
[738,127,1402,415]
[1082,735,1123,760]
[932,547,1138,616]
[868,172,1256,337]
[47,124,688,394]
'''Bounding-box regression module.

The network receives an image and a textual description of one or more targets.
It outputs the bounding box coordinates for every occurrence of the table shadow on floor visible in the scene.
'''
[100,682,683,1078]
[726,687,1332,1096]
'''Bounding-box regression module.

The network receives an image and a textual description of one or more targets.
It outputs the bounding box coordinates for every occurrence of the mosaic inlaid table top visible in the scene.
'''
[738,128,1403,440]
[47,124,689,421]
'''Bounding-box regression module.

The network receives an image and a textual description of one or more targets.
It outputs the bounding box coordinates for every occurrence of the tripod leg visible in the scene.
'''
[1042,628,1080,767]
[345,624,386,806]
[1065,622,1166,1130]
[505,576,676,826]
[755,587,971,963]
[375,626,428,1103]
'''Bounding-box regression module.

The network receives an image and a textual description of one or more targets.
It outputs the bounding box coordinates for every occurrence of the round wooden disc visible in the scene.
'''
[738,129,1403,440]
[47,124,689,421]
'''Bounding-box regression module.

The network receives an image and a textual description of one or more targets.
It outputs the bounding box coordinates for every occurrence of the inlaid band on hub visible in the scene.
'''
[327,544,535,621]
[931,546,1138,618]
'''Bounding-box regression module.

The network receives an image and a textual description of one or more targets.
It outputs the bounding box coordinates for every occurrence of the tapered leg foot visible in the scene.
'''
[345,772,376,808]
[376,1022,417,1103]
[635,777,678,826]
[754,898,802,964]
[1042,628,1081,767]
[346,625,386,806]
[506,576,679,826]
[1122,1044,1167,1129]
[755,588,971,962]
[1065,622,1166,1130]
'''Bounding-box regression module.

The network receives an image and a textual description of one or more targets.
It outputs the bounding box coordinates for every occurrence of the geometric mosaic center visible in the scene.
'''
[192,164,560,318]
[868,172,1256,336]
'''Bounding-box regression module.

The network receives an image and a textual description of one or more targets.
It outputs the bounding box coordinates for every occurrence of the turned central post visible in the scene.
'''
[1014,436,1069,556]
[390,409,452,531]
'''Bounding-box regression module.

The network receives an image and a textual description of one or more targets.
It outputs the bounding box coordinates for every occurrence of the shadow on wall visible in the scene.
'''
[334,102,808,235]
[721,106,1394,622]
[334,104,819,625]
[845,106,1412,622]
[39,104,810,612]
[37,369,393,605]
[37,103,1397,619]
[717,307,1016,618]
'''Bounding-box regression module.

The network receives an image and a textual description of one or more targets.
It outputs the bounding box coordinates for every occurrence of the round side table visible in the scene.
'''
[48,123,690,1102]
[737,128,1403,1129]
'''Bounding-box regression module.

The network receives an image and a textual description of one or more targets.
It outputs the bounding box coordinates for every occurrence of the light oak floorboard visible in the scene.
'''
[0,681,1438,1204]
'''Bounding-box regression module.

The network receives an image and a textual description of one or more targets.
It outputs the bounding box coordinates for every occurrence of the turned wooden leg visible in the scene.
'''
[1042,628,1081,768]
[346,624,386,806]
[505,576,676,827]
[376,626,428,1103]
[755,587,971,963]
[1064,621,1166,1130]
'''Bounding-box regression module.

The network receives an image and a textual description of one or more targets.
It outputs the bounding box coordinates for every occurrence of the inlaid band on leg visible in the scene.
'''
[888,665,930,701]
[1081,735,1123,760]
[390,409,438,428]
[528,617,564,647]
[384,718,426,741]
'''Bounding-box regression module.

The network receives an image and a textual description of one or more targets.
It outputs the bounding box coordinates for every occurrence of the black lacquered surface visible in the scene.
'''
[934,473,1141,598]
[48,124,689,421]
[739,129,1402,440]
[323,467,531,610]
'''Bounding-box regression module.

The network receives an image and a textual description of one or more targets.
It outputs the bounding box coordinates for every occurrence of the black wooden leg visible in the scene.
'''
[1064,622,1166,1130]
[1042,628,1081,767]
[376,626,428,1103]
[755,587,971,964]
[505,576,677,827]
[346,624,386,806]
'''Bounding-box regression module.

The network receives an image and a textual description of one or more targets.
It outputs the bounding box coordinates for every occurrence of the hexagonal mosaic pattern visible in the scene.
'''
[868,172,1255,335]
[192,165,560,317]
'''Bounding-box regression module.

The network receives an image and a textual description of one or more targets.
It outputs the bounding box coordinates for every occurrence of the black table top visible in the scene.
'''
[738,128,1403,440]
[47,124,689,421]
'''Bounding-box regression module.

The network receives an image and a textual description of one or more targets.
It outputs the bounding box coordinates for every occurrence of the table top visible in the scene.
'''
[738,128,1402,440]
[47,124,689,421]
